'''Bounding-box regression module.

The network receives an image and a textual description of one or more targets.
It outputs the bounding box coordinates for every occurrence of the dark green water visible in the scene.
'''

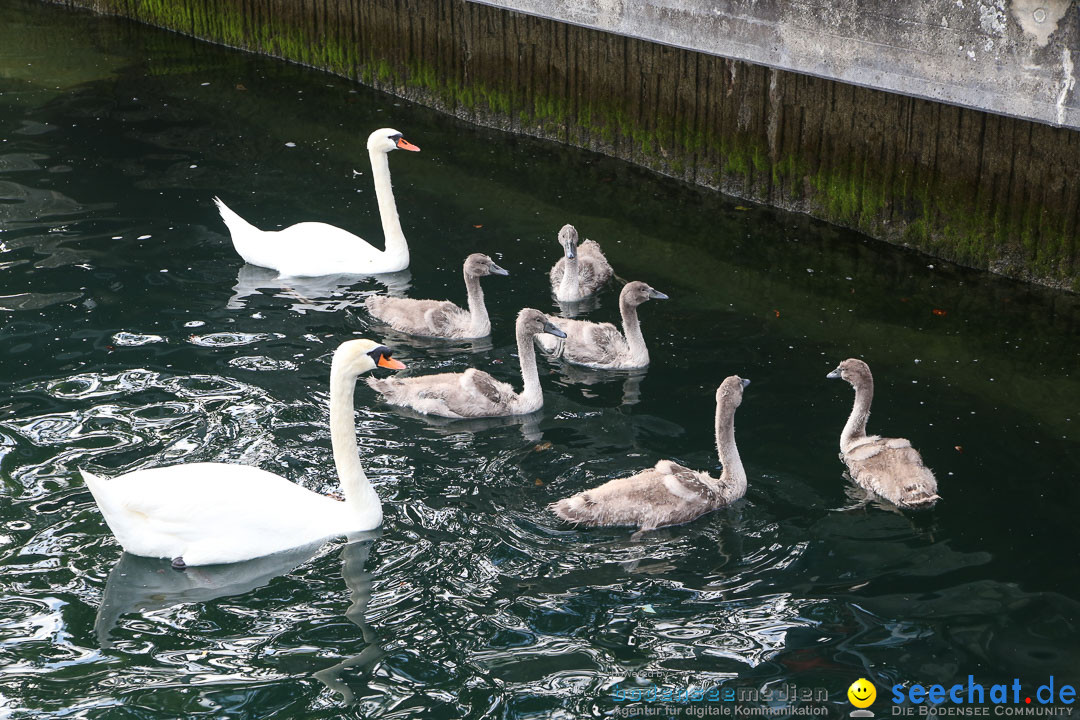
[2,1,1079,718]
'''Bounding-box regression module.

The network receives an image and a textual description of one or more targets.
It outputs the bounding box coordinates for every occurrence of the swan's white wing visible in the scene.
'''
[84,463,347,564]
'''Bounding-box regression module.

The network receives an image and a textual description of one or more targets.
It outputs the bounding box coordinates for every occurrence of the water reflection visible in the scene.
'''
[549,364,646,407]
[0,180,85,227]
[94,542,326,648]
[370,326,495,357]
[384,404,544,444]
[228,263,412,313]
[96,534,383,701]
[551,292,605,319]
[312,536,385,703]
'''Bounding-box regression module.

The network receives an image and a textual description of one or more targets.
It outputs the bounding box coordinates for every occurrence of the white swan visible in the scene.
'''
[81,339,405,568]
[214,128,420,277]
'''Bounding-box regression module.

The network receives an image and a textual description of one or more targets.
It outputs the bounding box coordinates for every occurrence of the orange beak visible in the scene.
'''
[396,137,420,152]
[378,355,406,369]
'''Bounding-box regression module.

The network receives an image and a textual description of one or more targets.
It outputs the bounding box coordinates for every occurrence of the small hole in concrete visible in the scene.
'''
[1033,8,1047,22]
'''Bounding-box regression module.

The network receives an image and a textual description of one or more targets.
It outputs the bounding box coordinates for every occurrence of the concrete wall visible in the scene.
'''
[50,0,1079,289]
[473,0,1080,131]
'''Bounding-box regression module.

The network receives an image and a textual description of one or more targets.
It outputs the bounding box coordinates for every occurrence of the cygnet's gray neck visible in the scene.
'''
[715,401,746,501]
[559,255,580,297]
[620,298,648,364]
[463,271,489,336]
[841,379,873,450]
[515,322,543,411]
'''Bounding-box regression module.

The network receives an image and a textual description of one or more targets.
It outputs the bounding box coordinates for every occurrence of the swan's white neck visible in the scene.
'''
[620,299,649,365]
[370,148,409,267]
[329,365,382,528]
[715,399,746,502]
[515,323,544,413]
[841,380,873,451]
[464,271,490,336]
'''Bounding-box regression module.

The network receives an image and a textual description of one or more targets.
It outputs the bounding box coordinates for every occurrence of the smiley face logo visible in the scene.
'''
[848,678,876,708]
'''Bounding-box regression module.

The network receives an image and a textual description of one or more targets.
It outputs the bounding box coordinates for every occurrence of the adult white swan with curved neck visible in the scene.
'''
[81,339,405,568]
[214,128,420,277]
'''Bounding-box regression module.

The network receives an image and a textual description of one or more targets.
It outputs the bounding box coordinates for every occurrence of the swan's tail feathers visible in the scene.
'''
[364,295,388,315]
[365,376,395,399]
[903,491,941,510]
[213,196,267,267]
[213,196,258,238]
[549,494,600,527]
[81,469,120,528]
[80,468,105,493]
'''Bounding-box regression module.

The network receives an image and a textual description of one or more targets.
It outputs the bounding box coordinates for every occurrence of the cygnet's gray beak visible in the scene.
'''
[489,262,509,276]
[542,320,567,338]
[740,378,751,389]
[564,242,576,260]
[826,368,841,379]
[648,288,669,300]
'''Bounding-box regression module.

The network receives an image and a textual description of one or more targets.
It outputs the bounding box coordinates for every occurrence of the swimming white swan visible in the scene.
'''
[214,128,420,277]
[827,358,940,510]
[551,375,750,532]
[81,339,405,568]
[536,280,667,368]
[550,224,613,301]
[364,253,508,338]
[367,308,566,418]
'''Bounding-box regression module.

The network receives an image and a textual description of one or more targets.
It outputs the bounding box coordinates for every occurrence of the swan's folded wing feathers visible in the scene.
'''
[460,369,508,408]
[846,443,884,462]
[578,239,606,260]
[552,461,719,529]
[574,322,626,364]
[420,302,468,336]
[659,464,719,505]
[87,464,341,558]
[367,297,465,336]
[847,442,938,508]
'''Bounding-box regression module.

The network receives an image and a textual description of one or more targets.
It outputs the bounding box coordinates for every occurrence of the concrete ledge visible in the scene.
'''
[471,0,1079,130]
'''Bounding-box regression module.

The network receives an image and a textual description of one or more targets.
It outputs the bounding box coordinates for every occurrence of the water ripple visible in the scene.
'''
[187,332,281,348]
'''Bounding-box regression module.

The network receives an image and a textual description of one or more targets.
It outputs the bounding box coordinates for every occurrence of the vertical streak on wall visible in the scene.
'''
[56,0,1079,288]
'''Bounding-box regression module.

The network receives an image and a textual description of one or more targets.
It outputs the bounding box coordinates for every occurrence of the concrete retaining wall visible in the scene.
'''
[473,0,1080,131]
[50,0,1080,289]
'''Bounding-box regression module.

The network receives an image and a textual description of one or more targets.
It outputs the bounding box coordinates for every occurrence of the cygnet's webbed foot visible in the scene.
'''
[171,556,187,571]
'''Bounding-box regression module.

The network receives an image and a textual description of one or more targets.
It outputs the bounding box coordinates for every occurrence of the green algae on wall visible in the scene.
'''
[54,0,1079,290]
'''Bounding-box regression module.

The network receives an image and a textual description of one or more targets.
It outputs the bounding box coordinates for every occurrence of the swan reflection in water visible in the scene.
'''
[227,263,412,314]
[382,403,544,444]
[550,364,646,408]
[372,326,494,357]
[95,533,382,702]
[552,291,604,319]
